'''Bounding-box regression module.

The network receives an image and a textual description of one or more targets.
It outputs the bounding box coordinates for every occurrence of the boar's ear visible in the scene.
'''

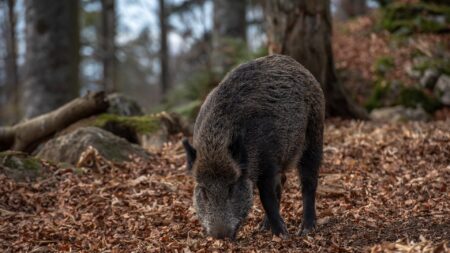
[182,138,196,171]
[229,133,248,169]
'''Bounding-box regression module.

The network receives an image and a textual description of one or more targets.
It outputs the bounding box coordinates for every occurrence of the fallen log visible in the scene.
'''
[0,91,108,152]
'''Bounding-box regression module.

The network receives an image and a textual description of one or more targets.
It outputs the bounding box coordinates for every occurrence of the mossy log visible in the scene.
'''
[0,92,108,152]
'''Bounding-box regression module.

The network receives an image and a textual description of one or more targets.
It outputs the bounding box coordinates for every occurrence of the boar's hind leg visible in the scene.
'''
[259,173,286,231]
[297,118,323,235]
[257,170,288,236]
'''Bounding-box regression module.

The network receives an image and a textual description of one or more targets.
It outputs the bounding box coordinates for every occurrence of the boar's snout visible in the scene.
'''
[207,223,237,240]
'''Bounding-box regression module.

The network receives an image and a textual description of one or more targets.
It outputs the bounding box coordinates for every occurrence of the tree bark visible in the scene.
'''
[23,0,80,119]
[212,0,247,75]
[159,0,169,97]
[101,0,116,93]
[0,92,108,152]
[265,0,368,119]
[2,0,19,121]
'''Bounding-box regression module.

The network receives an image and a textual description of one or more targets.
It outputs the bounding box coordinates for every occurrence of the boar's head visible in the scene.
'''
[182,136,252,240]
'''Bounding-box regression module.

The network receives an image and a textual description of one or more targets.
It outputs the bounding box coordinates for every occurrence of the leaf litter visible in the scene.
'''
[0,120,449,252]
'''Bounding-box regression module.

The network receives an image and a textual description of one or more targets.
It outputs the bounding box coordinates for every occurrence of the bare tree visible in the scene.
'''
[23,0,80,118]
[101,0,116,93]
[212,0,247,75]
[159,0,169,97]
[2,0,19,121]
[265,0,367,119]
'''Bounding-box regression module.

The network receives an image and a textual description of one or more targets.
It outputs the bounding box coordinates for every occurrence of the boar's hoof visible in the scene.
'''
[272,222,289,237]
[274,228,290,240]
[297,225,316,236]
[258,216,270,231]
[279,232,290,240]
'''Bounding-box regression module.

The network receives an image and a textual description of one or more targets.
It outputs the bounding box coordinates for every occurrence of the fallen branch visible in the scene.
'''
[0,92,108,152]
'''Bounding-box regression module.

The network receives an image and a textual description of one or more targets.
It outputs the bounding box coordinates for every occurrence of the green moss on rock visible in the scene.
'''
[0,151,42,171]
[0,151,45,181]
[93,114,161,134]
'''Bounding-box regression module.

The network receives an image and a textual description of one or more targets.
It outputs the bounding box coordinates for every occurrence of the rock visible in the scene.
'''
[420,69,440,89]
[440,92,450,106]
[0,151,48,181]
[35,127,150,164]
[139,112,189,150]
[434,74,450,106]
[405,63,421,79]
[107,93,144,116]
[370,105,430,122]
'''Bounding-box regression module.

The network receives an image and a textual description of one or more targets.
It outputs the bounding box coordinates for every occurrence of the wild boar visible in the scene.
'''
[183,54,325,239]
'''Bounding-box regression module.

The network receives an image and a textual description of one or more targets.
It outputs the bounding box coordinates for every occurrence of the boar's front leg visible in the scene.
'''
[257,169,288,237]
[259,173,286,231]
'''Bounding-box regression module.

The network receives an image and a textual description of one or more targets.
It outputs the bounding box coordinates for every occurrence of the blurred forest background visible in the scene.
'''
[0,0,448,125]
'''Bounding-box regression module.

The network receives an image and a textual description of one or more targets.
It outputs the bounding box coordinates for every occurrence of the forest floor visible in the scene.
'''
[0,119,449,252]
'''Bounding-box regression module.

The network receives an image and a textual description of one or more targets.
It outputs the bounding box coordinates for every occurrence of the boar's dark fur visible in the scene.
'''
[183,54,325,239]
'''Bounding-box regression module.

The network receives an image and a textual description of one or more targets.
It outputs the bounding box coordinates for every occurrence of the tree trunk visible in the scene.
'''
[2,0,19,122]
[212,0,247,75]
[23,0,80,119]
[159,0,169,97]
[265,0,368,119]
[101,0,116,93]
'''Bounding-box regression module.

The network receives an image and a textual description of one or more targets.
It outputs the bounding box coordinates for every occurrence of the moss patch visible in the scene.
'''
[0,151,45,181]
[413,57,450,76]
[380,2,450,35]
[374,56,395,76]
[365,81,442,113]
[93,114,161,134]
[0,151,42,171]
[397,87,442,113]
[365,80,392,111]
